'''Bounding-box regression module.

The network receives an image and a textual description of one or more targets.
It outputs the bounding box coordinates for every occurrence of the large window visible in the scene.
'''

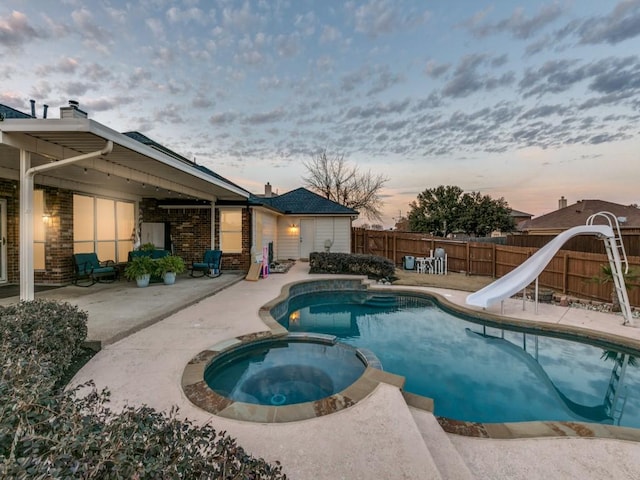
[73,194,135,262]
[220,209,242,253]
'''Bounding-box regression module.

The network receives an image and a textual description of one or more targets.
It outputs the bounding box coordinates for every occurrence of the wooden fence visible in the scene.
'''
[352,228,640,307]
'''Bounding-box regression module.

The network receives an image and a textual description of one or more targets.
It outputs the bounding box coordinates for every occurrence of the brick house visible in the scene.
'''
[518,197,640,234]
[1,101,360,299]
[0,101,251,299]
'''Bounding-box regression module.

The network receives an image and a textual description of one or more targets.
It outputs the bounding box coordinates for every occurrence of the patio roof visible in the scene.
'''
[0,116,248,202]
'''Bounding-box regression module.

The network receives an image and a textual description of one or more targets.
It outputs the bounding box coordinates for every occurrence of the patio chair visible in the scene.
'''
[190,249,222,278]
[72,252,119,286]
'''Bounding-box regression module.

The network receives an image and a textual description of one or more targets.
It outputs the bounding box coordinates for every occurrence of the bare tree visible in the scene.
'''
[302,150,388,221]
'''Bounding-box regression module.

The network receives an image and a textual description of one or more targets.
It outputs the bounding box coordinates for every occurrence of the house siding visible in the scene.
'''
[315,217,351,253]
[260,211,278,260]
[277,216,300,260]
[275,215,352,259]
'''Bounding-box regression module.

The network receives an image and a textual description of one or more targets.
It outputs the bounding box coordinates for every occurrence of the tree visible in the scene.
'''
[408,185,515,236]
[407,185,464,236]
[303,150,388,221]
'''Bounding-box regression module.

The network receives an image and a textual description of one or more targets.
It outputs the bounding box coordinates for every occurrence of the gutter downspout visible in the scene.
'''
[20,141,113,300]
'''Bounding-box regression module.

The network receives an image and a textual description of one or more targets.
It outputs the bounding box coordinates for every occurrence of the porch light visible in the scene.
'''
[42,212,53,226]
[288,223,299,234]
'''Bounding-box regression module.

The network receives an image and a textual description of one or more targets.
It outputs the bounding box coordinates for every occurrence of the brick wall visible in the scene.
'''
[139,200,251,272]
[2,192,253,287]
[36,187,74,284]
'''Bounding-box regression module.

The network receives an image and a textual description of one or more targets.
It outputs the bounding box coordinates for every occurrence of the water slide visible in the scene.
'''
[466,225,615,309]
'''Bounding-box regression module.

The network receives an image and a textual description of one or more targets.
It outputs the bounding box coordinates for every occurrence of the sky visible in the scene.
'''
[1,1,640,228]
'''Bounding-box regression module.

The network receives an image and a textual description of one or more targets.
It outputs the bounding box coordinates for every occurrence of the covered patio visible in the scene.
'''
[0,101,249,300]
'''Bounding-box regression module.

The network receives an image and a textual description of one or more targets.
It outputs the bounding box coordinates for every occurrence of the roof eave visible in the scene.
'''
[0,118,249,200]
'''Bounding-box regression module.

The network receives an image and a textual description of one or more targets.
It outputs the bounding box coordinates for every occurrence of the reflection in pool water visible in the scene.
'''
[277,290,640,428]
[204,338,366,406]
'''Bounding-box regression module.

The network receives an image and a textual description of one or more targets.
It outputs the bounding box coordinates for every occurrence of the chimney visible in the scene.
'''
[43,104,48,119]
[30,99,36,118]
[60,99,88,119]
[265,182,272,198]
[558,196,567,210]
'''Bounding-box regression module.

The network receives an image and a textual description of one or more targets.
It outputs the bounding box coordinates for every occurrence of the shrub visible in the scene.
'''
[0,300,286,479]
[309,252,395,279]
[1,383,286,479]
[0,299,88,383]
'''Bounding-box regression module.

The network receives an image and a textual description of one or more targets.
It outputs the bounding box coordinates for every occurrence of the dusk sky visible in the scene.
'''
[2,1,639,227]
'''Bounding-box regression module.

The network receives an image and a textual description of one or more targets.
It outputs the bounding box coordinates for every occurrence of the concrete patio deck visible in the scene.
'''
[6,263,640,479]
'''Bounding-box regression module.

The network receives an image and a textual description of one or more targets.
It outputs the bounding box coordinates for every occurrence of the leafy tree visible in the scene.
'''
[407,185,464,236]
[303,149,388,221]
[408,185,515,236]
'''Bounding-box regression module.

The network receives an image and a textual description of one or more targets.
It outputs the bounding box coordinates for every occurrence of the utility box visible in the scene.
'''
[403,255,415,270]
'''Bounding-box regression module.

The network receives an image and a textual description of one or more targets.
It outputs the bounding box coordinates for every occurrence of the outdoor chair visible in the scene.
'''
[190,249,222,278]
[72,252,119,286]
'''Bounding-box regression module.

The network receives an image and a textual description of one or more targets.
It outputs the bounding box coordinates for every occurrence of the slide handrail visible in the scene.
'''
[586,211,628,274]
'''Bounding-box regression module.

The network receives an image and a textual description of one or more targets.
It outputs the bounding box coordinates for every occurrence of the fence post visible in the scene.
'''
[492,243,496,278]
[393,232,397,265]
[466,242,470,275]
[563,254,569,294]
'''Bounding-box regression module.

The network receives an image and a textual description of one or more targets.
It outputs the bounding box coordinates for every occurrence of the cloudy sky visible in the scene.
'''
[2,0,639,227]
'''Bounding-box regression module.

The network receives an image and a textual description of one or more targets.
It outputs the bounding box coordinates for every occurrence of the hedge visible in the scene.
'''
[0,300,286,479]
[309,252,395,278]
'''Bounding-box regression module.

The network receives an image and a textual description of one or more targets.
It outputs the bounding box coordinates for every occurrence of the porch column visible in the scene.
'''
[19,149,34,300]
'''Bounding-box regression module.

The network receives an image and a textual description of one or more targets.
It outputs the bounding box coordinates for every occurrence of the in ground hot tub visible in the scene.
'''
[205,334,366,406]
[182,333,392,422]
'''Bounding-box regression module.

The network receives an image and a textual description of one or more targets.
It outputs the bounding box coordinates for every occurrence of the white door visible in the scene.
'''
[0,199,6,283]
[300,219,315,259]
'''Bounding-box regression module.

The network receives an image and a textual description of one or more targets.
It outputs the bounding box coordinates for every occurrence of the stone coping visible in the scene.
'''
[182,331,401,423]
[186,276,640,439]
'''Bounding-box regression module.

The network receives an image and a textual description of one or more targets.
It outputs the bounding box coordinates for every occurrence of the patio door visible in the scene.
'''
[0,199,6,283]
[300,219,315,259]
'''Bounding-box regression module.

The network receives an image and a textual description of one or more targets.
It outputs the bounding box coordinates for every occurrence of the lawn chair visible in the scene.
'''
[72,253,119,286]
[190,250,222,278]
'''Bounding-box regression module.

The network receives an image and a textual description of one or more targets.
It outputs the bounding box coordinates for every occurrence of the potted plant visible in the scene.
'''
[140,242,156,252]
[124,255,155,287]
[154,255,186,285]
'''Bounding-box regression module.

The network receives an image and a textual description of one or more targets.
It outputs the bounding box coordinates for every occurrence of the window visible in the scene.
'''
[33,190,45,270]
[73,194,135,262]
[220,209,242,253]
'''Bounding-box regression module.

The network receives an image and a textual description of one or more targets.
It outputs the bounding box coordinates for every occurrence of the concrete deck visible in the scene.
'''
[8,263,640,479]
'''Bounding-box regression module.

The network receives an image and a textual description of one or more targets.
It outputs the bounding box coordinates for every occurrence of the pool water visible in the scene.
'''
[278,291,640,427]
[204,338,366,406]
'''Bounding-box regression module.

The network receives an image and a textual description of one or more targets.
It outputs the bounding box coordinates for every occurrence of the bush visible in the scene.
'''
[0,300,286,479]
[0,299,88,383]
[309,252,395,279]
[1,383,285,479]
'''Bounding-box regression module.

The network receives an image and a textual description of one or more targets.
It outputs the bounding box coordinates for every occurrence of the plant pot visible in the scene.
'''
[163,272,176,285]
[136,274,151,288]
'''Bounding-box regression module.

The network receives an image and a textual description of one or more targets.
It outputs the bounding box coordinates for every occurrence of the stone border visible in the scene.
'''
[182,330,402,423]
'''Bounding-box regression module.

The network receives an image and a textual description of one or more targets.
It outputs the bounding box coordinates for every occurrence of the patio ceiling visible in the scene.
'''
[0,118,248,202]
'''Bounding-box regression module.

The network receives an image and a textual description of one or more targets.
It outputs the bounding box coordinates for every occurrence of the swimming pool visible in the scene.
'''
[276,290,640,428]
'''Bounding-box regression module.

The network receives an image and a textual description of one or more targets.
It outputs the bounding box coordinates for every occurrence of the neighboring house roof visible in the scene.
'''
[0,104,32,119]
[254,187,358,216]
[510,209,533,218]
[518,199,640,231]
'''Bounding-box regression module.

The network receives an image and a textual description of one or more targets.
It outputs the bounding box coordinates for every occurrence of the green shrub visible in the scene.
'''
[309,252,395,278]
[0,300,286,479]
[0,299,88,383]
[1,382,285,479]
